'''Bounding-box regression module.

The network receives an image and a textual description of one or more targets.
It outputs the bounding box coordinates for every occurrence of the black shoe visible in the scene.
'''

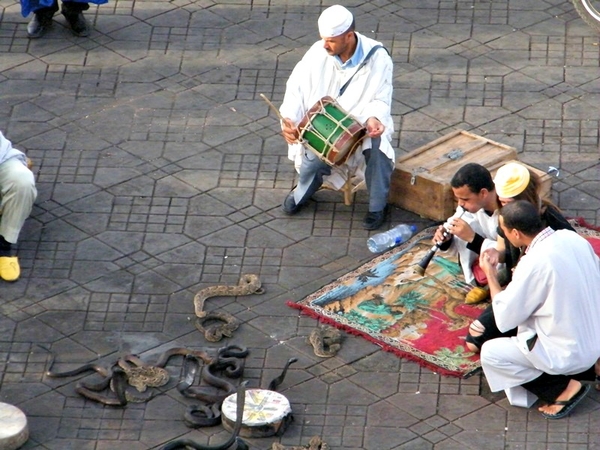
[282,192,301,215]
[62,10,89,37]
[362,206,389,230]
[27,13,52,38]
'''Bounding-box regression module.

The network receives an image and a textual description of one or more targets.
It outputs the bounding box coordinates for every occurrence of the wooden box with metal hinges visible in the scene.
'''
[389,130,518,221]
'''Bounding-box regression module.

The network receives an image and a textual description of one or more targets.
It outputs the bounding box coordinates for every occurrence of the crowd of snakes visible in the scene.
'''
[44,275,341,449]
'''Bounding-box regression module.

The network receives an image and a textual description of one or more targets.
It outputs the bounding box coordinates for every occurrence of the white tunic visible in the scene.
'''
[279,32,394,189]
[441,207,499,284]
[481,229,600,406]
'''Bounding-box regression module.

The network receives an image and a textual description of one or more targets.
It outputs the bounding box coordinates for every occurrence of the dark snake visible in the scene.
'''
[178,346,249,427]
[43,346,230,406]
[162,381,250,450]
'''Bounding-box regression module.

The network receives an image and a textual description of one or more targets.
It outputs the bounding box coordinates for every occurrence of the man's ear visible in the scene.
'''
[510,228,522,242]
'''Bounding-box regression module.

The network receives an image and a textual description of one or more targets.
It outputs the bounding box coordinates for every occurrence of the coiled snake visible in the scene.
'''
[194,274,264,342]
[43,346,226,406]
[308,326,343,358]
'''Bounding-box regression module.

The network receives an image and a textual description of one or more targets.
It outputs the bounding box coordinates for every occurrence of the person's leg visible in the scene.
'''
[282,150,331,215]
[482,337,596,416]
[465,304,516,353]
[61,1,90,37]
[523,370,594,419]
[0,158,37,281]
[27,0,59,39]
[362,137,393,230]
[480,337,543,407]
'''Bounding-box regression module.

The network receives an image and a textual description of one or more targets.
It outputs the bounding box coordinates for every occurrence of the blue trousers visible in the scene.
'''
[292,137,393,212]
[20,0,107,17]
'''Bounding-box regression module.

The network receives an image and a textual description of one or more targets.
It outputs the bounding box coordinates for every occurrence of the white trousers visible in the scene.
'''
[0,158,37,244]
[480,337,542,408]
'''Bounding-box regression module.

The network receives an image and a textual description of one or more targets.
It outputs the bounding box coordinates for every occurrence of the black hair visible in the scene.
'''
[451,163,494,194]
[500,200,544,236]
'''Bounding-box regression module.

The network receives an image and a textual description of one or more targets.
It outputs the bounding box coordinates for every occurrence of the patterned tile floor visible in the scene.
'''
[0,0,599,449]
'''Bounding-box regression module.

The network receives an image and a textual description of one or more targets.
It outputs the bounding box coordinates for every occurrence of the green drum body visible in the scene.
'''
[299,96,365,166]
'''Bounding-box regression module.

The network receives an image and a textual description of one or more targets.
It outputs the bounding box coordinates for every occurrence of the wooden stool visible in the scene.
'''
[320,165,366,206]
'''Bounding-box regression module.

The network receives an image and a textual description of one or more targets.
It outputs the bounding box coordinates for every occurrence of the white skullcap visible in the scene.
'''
[318,5,354,38]
[494,162,531,198]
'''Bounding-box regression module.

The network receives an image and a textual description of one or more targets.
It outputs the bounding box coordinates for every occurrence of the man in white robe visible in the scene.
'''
[433,163,500,285]
[279,4,394,230]
[479,200,600,418]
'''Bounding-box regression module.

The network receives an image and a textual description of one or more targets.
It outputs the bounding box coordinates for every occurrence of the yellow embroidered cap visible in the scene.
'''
[318,5,353,38]
[494,162,530,198]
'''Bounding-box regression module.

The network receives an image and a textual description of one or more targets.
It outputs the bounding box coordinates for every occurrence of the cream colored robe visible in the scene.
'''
[279,32,394,189]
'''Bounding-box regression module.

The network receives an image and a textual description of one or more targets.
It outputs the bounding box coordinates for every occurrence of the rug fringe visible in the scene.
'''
[286,301,468,378]
[571,216,600,232]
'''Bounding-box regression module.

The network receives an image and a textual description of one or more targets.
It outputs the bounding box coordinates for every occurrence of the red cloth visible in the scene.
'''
[471,258,488,286]
[586,237,600,257]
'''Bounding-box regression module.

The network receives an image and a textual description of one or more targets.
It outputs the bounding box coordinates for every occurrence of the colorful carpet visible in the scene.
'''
[288,220,600,378]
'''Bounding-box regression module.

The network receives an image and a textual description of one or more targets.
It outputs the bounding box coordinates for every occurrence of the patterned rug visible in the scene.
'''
[288,220,600,378]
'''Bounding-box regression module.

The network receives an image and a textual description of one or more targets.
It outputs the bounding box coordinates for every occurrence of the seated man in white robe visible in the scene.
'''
[479,200,600,418]
[279,4,395,230]
[0,131,37,282]
[433,163,500,287]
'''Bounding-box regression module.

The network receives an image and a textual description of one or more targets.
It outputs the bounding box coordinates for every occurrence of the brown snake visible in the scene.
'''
[194,274,264,342]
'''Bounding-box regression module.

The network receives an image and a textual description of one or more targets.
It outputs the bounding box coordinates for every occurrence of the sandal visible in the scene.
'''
[541,383,590,420]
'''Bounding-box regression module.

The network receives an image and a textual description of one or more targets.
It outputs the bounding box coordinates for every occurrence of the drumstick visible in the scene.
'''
[260,93,301,143]
[259,93,286,121]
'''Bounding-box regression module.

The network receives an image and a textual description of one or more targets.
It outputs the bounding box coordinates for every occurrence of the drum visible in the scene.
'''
[221,388,292,438]
[298,96,365,166]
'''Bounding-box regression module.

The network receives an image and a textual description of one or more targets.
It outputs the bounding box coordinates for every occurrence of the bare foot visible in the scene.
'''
[595,357,600,391]
[538,379,582,416]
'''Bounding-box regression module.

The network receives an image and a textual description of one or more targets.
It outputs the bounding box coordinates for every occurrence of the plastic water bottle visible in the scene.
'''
[367,224,417,253]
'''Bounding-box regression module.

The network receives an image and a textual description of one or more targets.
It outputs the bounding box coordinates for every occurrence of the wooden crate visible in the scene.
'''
[389,130,518,221]
[487,160,553,201]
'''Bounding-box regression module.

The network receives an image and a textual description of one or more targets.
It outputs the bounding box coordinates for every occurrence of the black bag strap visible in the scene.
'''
[338,45,388,97]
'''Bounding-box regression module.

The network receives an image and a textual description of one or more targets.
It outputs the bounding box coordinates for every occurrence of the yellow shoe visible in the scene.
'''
[465,286,489,304]
[0,256,20,282]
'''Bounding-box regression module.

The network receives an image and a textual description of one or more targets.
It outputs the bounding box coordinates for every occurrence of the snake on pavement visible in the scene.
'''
[43,346,224,406]
[270,436,330,450]
[162,381,250,450]
[193,274,265,342]
[308,326,343,357]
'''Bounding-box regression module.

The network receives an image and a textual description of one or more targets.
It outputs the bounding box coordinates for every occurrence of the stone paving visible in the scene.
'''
[1,0,600,449]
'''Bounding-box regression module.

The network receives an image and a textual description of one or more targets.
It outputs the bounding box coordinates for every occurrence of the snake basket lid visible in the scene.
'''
[221,388,292,438]
[0,402,29,450]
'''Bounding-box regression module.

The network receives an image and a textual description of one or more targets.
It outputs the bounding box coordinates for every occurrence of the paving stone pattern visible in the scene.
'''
[1,1,599,449]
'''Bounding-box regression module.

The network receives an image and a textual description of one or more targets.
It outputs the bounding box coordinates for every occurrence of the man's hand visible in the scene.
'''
[433,224,452,245]
[281,118,300,144]
[365,117,385,138]
[480,249,498,280]
[480,248,502,299]
[481,248,501,267]
[447,218,475,243]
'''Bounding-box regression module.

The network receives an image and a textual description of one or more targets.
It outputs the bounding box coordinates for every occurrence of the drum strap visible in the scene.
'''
[338,45,388,97]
